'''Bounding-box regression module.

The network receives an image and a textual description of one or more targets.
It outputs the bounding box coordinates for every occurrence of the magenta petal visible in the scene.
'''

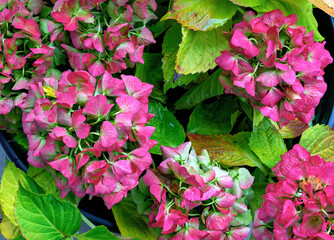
[83,95,113,118]
[256,71,280,87]
[100,121,118,148]
[103,191,127,209]
[261,88,285,108]
[216,193,237,208]
[113,160,133,176]
[49,155,73,178]
[0,98,14,114]
[277,200,299,228]
[63,135,77,148]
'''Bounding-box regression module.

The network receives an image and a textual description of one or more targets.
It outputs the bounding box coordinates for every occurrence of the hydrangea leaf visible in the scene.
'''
[0,208,21,240]
[254,0,323,42]
[299,124,334,162]
[161,0,237,31]
[175,69,224,110]
[249,182,267,216]
[75,226,121,240]
[148,100,186,155]
[271,119,309,139]
[187,132,267,173]
[135,53,167,103]
[162,23,199,93]
[230,0,266,7]
[111,198,156,240]
[175,26,229,75]
[15,185,81,240]
[27,166,78,204]
[0,161,25,226]
[187,96,240,135]
[249,118,287,169]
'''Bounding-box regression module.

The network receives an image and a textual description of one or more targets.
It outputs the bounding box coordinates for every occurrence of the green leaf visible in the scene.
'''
[254,0,323,42]
[230,0,266,7]
[0,161,24,226]
[175,26,229,75]
[161,23,199,93]
[19,174,45,195]
[187,96,240,135]
[299,124,334,161]
[27,165,78,204]
[161,0,237,31]
[231,209,252,226]
[135,53,167,103]
[75,226,120,240]
[52,46,67,67]
[187,132,267,174]
[249,182,268,216]
[111,198,156,240]
[12,130,29,151]
[15,185,81,240]
[148,100,186,155]
[249,118,287,169]
[175,69,224,110]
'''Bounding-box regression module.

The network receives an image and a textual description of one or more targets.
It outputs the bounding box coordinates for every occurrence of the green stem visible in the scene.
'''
[81,213,96,229]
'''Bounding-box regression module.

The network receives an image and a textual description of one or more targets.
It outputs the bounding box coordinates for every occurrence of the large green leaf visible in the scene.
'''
[135,53,167,103]
[187,132,267,174]
[111,198,156,240]
[254,0,323,42]
[249,118,287,169]
[75,226,120,240]
[230,0,266,7]
[175,69,224,110]
[0,161,24,226]
[15,185,81,240]
[27,165,78,204]
[299,124,334,161]
[175,26,229,75]
[148,100,186,155]
[161,23,199,93]
[187,96,240,135]
[161,0,237,31]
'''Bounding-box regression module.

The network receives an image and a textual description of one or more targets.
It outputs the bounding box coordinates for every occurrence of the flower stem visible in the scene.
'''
[81,213,96,229]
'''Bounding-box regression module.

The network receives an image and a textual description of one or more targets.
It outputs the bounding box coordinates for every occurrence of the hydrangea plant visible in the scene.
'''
[0,0,333,240]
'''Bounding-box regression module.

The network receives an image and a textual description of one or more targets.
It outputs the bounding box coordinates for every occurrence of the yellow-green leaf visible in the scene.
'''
[0,161,24,226]
[299,124,334,161]
[175,26,229,75]
[112,198,156,240]
[0,207,20,239]
[161,0,237,31]
[187,132,267,174]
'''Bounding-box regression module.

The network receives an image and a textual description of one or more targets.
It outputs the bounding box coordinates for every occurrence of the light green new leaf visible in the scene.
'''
[230,0,266,7]
[148,100,186,155]
[254,0,323,41]
[111,199,156,240]
[75,226,120,240]
[187,96,240,135]
[299,124,334,161]
[0,161,24,226]
[249,118,287,169]
[15,185,81,240]
[175,69,224,110]
[27,165,78,204]
[161,0,237,31]
[161,23,199,93]
[175,26,229,75]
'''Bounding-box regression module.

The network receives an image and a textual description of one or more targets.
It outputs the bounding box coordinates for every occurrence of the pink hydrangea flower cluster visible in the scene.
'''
[0,0,157,131]
[253,144,334,239]
[22,70,156,208]
[215,9,333,127]
[143,142,254,239]
[0,0,53,130]
[50,0,157,76]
